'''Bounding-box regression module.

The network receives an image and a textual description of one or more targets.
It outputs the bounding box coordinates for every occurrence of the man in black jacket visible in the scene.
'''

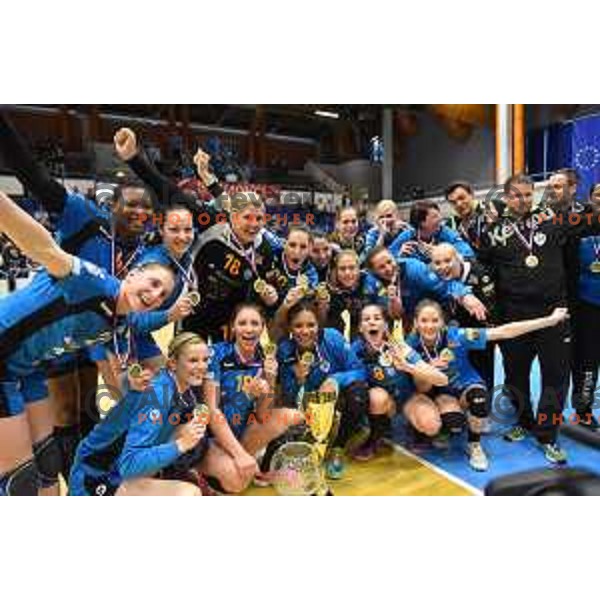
[480,173,600,464]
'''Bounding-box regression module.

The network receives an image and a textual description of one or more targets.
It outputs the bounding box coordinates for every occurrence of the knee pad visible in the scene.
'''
[33,434,62,488]
[465,386,489,419]
[0,459,39,496]
[55,425,81,481]
[441,411,466,435]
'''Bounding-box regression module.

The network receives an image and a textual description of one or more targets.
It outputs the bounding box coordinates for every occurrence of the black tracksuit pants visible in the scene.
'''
[499,320,571,444]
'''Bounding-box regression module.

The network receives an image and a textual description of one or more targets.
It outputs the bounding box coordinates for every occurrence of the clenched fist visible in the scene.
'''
[114,128,138,161]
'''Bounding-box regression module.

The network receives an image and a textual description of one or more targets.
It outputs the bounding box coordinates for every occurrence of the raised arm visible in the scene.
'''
[486,307,569,342]
[114,128,182,205]
[0,111,66,213]
[114,128,224,210]
[0,191,72,277]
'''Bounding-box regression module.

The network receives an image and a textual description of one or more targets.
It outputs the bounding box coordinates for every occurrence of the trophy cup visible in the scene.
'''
[271,442,322,496]
[271,388,337,496]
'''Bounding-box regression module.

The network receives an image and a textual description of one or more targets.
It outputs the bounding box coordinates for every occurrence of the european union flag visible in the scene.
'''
[572,115,600,201]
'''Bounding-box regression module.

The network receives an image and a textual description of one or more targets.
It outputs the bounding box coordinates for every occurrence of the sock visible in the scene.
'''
[54,424,81,484]
[367,414,391,443]
[467,429,481,443]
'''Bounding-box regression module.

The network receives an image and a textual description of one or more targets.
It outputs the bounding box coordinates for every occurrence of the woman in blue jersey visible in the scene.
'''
[0,191,176,495]
[276,299,368,480]
[69,333,210,496]
[571,182,600,430]
[111,203,198,377]
[361,199,410,260]
[406,299,569,471]
[199,304,301,493]
[0,111,157,484]
[364,246,487,325]
[349,304,448,461]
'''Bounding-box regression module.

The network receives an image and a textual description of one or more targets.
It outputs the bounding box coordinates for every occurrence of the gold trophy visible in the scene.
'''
[304,389,337,495]
[260,336,277,358]
[271,389,337,496]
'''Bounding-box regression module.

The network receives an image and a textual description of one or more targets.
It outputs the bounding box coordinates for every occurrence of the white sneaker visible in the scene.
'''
[467,442,489,472]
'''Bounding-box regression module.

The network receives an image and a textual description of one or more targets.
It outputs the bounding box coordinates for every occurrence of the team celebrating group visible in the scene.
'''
[1,109,599,496]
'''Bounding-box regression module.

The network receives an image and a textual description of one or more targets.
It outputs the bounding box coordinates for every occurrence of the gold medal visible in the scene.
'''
[439,348,454,362]
[316,283,330,302]
[525,255,539,268]
[253,278,267,294]
[187,291,201,306]
[193,404,210,421]
[298,275,310,294]
[301,351,315,366]
[590,261,600,274]
[262,341,276,357]
[379,352,393,368]
[128,363,144,378]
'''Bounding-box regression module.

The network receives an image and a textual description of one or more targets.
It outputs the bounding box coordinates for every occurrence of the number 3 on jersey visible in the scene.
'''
[224,253,241,277]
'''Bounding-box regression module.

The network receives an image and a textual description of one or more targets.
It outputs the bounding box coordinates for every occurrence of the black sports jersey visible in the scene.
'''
[183,223,280,338]
[480,205,600,319]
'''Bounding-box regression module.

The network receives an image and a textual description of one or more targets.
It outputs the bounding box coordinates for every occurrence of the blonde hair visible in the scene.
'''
[374,199,398,216]
[167,332,207,359]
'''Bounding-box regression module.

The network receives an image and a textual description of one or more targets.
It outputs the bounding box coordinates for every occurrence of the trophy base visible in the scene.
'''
[312,487,334,496]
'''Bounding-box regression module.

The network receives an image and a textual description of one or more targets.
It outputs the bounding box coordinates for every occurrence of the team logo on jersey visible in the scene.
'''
[465,328,480,341]
[320,360,331,373]
[243,269,253,280]
[95,484,107,496]
[534,232,547,246]
[373,367,385,381]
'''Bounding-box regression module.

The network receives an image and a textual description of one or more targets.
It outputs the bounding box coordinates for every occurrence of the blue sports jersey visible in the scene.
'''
[362,226,409,259]
[363,257,471,318]
[54,193,113,267]
[388,225,475,263]
[69,368,207,495]
[406,326,488,394]
[277,328,364,407]
[0,257,123,375]
[209,341,265,438]
[351,337,421,404]
[578,236,600,306]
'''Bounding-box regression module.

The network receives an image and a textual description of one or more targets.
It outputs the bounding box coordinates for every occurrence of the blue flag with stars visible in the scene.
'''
[572,115,600,201]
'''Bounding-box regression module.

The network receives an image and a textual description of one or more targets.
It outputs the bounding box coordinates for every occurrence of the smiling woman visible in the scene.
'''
[0,191,177,496]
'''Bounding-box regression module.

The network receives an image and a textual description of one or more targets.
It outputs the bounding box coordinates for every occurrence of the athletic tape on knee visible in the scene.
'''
[441,411,466,435]
[465,387,489,419]
[33,434,62,488]
[0,459,38,496]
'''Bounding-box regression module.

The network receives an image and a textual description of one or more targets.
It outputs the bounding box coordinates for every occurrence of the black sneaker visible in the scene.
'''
[576,412,600,432]
[503,425,527,442]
